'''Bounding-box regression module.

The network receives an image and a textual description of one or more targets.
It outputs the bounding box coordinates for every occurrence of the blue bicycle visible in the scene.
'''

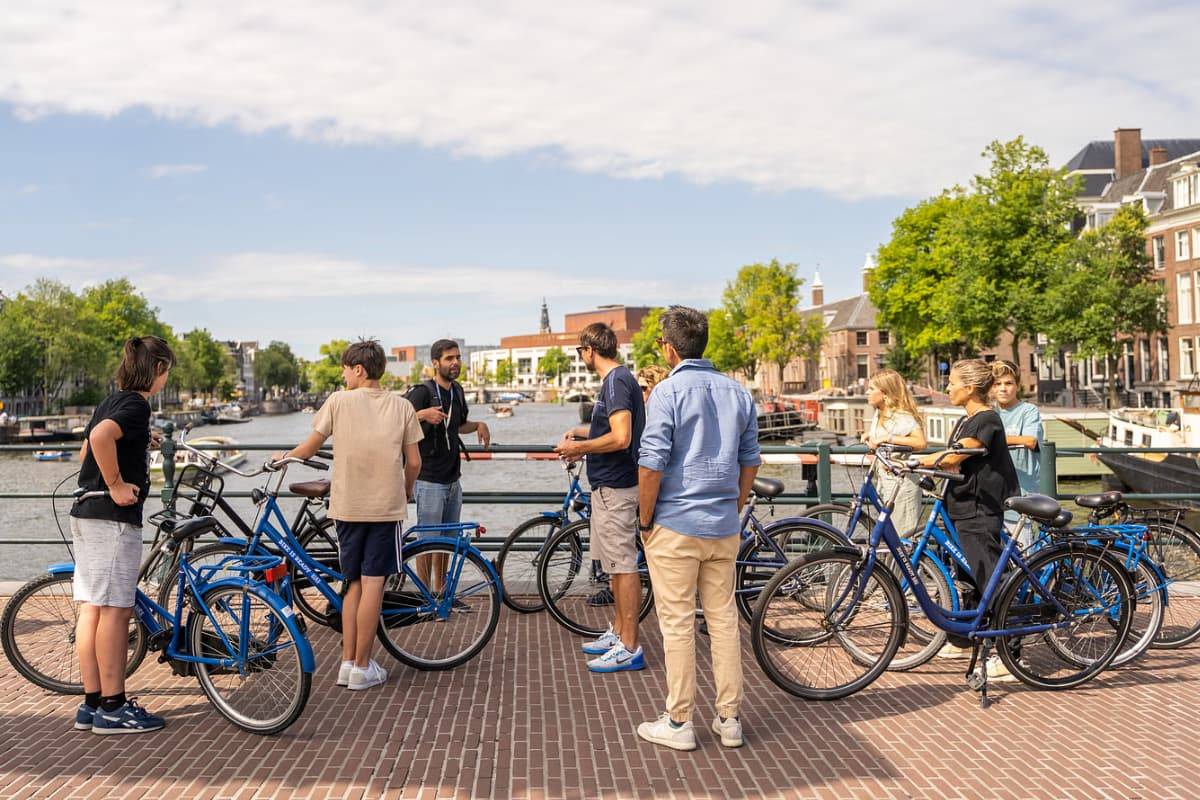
[751,453,1136,706]
[5,490,314,734]
[495,458,591,612]
[174,440,503,671]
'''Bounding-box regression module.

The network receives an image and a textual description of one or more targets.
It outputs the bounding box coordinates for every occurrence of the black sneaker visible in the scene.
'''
[586,588,615,607]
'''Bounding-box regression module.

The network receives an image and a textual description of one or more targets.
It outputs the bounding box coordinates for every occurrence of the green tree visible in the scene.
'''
[408,360,424,385]
[722,260,822,386]
[380,371,404,391]
[881,333,925,383]
[80,278,173,354]
[253,341,300,395]
[494,358,514,386]
[706,308,751,375]
[631,308,667,369]
[176,329,234,398]
[538,347,572,383]
[1041,205,1166,407]
[307,339,349,393]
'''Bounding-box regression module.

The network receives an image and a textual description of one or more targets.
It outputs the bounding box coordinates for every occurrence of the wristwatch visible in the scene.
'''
[638,521,654,532]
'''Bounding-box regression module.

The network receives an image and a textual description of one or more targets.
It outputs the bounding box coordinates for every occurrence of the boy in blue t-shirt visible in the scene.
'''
[992,360,1044,545]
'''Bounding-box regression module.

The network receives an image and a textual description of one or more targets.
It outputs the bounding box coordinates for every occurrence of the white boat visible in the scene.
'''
[491,404,514,418]
[1097,396,1200,503]
[150,436,247,482]
[32,450,72,462]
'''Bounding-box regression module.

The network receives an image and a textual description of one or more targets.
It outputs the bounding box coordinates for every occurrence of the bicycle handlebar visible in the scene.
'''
[265,456,329,472]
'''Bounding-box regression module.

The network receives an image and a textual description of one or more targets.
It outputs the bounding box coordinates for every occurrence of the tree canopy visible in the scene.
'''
[254,341,300,395]
[538,347,572,381]
[306,340,349,393]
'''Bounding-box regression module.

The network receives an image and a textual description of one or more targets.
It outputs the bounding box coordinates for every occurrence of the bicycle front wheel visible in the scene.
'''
[495,516,562,613]
[993,543,1134,690]
[1110,558,1164,667]
[1,572,147,694]
[803,504,872,541]
[537,520,653,637]
[189,584,312,735]
[376,540,501,670]
[734,521,847,623]
[751,550,905,700]
[1144,520,1200,648]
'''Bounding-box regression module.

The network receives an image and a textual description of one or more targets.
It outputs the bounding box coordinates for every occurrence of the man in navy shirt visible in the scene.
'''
[555,322,647,673]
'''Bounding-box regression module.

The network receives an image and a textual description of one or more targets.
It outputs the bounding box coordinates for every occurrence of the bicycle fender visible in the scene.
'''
[46,562,75,576]
[539,512,561,519]
[196,578,316,673]
[764,516,852,543]
[404,537,504,603]
[215,536,250,548]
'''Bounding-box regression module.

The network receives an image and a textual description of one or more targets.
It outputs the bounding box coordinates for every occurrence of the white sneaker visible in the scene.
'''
[986,655,1018,683]
[348,660,388,690]
[636,713,697,751]
[935,644,972,660]
[711,715,743,748]
[337,660,354,687]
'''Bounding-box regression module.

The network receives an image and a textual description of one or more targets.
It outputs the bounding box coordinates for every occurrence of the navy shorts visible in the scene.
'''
[335,521,402,581]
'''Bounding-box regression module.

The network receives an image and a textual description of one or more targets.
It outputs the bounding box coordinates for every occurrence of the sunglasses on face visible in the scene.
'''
[576,346,589,357]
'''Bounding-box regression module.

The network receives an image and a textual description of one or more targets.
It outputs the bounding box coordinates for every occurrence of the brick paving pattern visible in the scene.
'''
[1,599,1198,799]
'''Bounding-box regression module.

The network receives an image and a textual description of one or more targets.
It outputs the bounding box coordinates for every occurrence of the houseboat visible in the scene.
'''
[1098,394,1200,500]
[150,436,247,482]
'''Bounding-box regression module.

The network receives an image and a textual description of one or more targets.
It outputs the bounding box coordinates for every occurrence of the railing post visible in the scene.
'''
[159,420,176,508]
[817,442,832,504]
[1038,440,1057,499]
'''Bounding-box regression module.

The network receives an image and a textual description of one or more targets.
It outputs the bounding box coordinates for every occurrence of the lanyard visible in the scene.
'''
[433,382,453,449]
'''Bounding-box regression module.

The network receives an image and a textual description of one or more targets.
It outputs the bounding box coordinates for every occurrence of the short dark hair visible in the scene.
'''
[342,339,387,380]
[116,336,176,392]
[660,306,708,359]
[430,339,461,361]
[578,323,618,359]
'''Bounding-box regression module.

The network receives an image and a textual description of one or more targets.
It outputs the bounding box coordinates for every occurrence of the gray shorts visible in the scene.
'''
[71,517,143,608]
[590,485,639,574]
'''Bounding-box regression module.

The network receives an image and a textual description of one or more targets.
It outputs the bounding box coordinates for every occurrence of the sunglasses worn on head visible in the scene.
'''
[655,337,667,348]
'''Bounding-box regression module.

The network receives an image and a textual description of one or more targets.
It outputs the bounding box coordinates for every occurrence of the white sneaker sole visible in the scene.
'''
[92,724,164,735]
[74,722,93,731]
[637,725,697,751]
[711,719,743,748]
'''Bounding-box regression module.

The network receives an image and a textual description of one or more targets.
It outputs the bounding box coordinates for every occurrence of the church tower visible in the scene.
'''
[539,298,551,334]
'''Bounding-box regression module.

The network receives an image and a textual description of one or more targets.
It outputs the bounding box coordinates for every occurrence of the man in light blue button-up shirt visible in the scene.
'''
[633,306,761,752]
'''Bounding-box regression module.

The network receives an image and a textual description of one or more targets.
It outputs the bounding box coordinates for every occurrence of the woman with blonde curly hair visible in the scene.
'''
[861,369,926,534]
[636,364,670,404]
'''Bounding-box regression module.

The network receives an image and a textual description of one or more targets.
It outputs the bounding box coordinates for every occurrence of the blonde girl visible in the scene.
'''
[862,369,927,535]
[636,364,669,404]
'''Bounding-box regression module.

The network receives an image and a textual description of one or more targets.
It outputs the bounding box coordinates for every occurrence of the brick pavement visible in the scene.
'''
[1,601,1198,800]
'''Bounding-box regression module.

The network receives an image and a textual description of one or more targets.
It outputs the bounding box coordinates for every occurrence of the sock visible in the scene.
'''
[100,692,127,712]
[85,691,101,709]
[669,719,685,729]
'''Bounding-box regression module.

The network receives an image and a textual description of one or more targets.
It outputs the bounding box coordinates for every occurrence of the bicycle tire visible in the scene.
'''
[375,540,501,670]
[994,543,1134,690]
[156,542,249,619]
[495,516,563,613]
[1108,558,1165,667]
[189,583,312,735]
[1142,519,1200,648]
[537,520,654,638]
[751,550,905,700]
[734,520,847,624]
[878,546,954,672]
[1,572,148,695]
[803,503,873,541]
[292,518,343,627]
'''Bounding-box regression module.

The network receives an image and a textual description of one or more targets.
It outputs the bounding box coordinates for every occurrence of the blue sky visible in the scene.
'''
[1,2,1196,358]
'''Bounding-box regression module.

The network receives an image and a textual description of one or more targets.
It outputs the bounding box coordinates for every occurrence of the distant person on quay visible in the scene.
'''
[636,306,760,751]
[555,322,647,673]
[405,339,491,592]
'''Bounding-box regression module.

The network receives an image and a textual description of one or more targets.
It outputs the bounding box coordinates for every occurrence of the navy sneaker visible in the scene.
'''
[91,698,166,735]
[74,703,97,731]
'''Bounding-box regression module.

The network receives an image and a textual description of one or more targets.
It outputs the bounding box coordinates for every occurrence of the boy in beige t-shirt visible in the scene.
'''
[283,340,423,691]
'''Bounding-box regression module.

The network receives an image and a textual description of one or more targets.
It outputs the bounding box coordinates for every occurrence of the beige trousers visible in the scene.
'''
[643,525,742,723]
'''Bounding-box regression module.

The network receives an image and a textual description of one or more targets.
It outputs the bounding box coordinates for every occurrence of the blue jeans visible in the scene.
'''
[413,480,463,537]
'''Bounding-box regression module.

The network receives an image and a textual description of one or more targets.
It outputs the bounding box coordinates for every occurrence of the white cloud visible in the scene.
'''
[141,163,207,179]
[2,1,1196,198]
[0,253,131,274]
[18,184,38,194]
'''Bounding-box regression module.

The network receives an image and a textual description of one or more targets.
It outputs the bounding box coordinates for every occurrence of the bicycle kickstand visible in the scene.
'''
[965,639,993,709]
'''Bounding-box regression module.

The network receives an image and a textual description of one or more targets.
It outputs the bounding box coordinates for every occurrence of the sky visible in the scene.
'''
[2,1,1198,358]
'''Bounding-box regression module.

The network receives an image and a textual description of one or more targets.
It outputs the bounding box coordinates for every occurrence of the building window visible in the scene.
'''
[1175,177,1194,209]
[878,330,890,345]
[1124,342,1134,385]
[1179,273,1194,325]
[1140,338,1152,383]
[1181,338,1195,379]
[856,331,868,346]
[1178,230,1192,261]
[856,354,869,380]
[1154,236,1166,270]
[1159,337,1171,381]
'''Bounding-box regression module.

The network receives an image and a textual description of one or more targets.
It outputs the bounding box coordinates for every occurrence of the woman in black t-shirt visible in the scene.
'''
[919,359,1019,608]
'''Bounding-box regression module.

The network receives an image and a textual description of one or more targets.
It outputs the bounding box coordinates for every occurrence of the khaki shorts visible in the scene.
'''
[590,485,639,574]
[71,517,143,608]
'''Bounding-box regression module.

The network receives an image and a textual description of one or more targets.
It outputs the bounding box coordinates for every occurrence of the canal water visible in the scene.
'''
[1,403,856,581]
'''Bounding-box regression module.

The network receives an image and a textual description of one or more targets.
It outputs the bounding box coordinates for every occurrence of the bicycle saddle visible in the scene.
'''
[289,479,331,498]
[1074,490,1123,509]
[753,477,785,499]
[1004,494,1062,523]
[1046,509,1074,528]
[165,515,221,544]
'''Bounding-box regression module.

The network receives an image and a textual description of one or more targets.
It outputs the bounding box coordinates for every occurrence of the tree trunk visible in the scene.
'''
[1010,331,1022,369]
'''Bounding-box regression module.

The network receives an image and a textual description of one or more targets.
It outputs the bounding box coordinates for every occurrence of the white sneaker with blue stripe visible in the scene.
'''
[587,643,645,672]
[91,699,166,735]
[581,625,621,655]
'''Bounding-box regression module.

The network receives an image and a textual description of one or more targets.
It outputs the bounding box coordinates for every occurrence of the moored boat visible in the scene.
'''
[32,450,72,462]
[1097,395,1200,504]
[150,436,247,482]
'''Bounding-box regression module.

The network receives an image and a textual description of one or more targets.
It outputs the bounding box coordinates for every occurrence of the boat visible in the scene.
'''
[491,404,514,418]
[496,392,526,404]
[562,390,592,404]
[150,436,247,482]
[1096,395,1200,503]
[32,450,72,462]
[10,414,91,443]
[200,404,252,425]
[301,406,315,414]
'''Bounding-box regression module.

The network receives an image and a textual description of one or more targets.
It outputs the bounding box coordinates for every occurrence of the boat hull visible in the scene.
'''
[1096,450,1200,506]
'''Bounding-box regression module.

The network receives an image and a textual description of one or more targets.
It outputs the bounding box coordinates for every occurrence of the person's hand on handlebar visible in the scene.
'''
[110,480,140,506]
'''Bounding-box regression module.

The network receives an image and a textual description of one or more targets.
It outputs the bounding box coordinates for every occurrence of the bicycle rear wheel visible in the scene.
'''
[1110,558,1164,667]
[375,540,501,670]
[495,516,562,613]
[993,543,1134,690]
[803,504,872,541]
[157,542,248,620]
[734,521,847,623]
[751,550,905,700]
[1143,520,1200,648]
[1,572,147,694]
[537,521,653,637]
[877,546,954,671]
[292,519,344,627]
[189,584,311,735]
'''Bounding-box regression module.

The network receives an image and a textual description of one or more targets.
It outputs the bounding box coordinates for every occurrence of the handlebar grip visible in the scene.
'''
[302,459,329,471]
[951,446,987,456]
[927,470,965,482]
[316,449,334,460]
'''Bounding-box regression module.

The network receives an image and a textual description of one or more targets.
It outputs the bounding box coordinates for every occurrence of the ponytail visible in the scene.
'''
[116,335,177,391]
